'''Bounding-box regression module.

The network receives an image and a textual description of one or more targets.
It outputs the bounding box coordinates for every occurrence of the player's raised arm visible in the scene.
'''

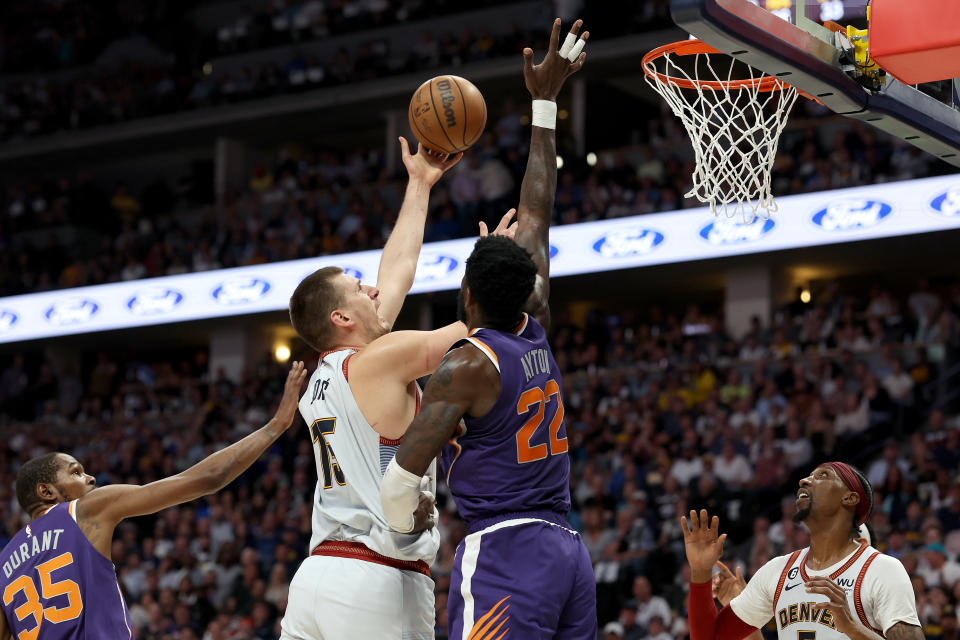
[380,345,498,533]
[683,510,759,640]
[74,362,307,556]
[514,18,588,332]
[375,138,462,328]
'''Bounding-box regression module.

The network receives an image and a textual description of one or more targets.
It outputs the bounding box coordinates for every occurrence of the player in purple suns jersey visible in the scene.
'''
[0,362,306,640]
[381,17,597,640]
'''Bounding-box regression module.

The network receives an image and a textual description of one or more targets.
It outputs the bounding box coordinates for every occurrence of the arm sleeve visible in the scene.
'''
[867,555,921,633]
[688,582,759,640]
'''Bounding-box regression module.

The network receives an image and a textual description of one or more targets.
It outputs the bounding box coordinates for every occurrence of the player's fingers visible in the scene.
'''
[716,561,735,578]
[807,579,845,599]
[689,510,699,531]
[680,515,690,537]
[580,29,590,42]
[497,208,517,229]
[700,510,709,533]
[736,566,744,582]
[718,533,727,553]
[478,221,488,237]
[711,514,720,534]
[570,51,587,73]
[548,17,562,52]
[522,47,535,74]
[569,19,583,37]
[443,151,463,169]
[398,136,410,158]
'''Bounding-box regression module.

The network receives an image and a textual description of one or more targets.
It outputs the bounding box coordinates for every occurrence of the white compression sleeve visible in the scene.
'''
[381,458,422,534]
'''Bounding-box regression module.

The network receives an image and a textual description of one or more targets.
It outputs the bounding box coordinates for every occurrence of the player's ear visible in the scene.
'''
[843,490,860,509]
[330,308,352,329]
[36,481,58,503]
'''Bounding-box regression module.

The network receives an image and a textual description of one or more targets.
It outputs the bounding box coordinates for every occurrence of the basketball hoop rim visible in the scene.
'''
[643,39,796,93]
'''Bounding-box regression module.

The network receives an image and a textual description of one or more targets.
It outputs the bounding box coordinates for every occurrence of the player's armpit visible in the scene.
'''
[394,344,499,476]
[885,622,924,640]
[351,321,467,383]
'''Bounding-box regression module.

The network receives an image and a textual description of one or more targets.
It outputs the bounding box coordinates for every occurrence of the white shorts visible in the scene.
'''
[279,554,435,640]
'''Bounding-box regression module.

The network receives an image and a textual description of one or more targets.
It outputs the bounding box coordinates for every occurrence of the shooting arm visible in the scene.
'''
[376,139,461,327]
[514,125,555,331]
[375,177,432,327]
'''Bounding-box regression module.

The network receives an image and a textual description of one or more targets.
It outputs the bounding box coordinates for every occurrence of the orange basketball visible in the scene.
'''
[408,75,487,155]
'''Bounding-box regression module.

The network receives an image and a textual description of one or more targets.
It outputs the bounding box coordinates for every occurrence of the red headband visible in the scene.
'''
[822,462,871,525]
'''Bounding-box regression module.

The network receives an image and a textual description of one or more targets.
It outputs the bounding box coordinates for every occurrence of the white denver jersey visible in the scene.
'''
[299,348,440,564]
[729,542,919,638]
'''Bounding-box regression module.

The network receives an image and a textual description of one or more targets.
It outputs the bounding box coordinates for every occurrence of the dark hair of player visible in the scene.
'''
[848,464,873,539]
[464,236,538,331]
[16,453,62,514]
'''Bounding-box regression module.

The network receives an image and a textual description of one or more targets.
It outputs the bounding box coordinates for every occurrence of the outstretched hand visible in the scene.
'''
[681,509,728,584]
[274,361,307,430]
[399,136,463,188]
[523,18,589,101]
[479,208,518,240]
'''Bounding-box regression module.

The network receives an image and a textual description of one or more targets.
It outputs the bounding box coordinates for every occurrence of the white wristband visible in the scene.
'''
[381,458,422,534]
[531,99,557,130]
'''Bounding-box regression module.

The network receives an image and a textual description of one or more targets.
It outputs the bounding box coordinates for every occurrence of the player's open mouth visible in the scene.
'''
[797,490,810,500]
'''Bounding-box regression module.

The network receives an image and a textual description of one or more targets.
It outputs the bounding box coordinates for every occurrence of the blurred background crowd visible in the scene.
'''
[2,279,960,639]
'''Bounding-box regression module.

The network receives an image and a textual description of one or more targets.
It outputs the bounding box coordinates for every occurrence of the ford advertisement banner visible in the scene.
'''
[1,174,959,343]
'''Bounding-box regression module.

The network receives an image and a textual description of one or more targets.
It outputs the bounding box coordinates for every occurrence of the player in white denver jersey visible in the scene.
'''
[683,462,922,640]
[279,138,517,640]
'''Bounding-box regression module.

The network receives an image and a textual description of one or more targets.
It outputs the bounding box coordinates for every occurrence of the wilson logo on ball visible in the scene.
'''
[436,78,457,128]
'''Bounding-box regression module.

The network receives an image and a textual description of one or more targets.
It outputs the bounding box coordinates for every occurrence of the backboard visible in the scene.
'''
[671,0,960,167]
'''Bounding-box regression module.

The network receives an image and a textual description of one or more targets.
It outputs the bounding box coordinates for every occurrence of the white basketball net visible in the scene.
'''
[644,43,800,221]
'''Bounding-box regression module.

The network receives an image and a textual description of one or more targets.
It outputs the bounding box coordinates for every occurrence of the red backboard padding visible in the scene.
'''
[869,0,960,85]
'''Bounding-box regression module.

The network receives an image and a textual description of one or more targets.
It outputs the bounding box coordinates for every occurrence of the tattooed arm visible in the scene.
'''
[885,623,924,640]
[513,18,587,332]
[381,345,499,532]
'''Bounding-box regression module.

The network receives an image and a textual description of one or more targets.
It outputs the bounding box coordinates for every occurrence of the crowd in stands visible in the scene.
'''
[0,0,661,142]
[1,101,951,297]
[2,279,960,639]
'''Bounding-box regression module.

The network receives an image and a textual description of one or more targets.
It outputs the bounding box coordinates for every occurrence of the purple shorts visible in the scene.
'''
[448,511,597,640]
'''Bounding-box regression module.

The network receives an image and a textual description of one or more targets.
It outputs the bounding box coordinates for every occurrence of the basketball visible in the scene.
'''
[408,75,487,155]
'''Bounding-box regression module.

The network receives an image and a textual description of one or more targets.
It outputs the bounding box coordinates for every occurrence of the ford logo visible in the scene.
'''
[592,226,665,258]
[549,244,559,259]
[811,199,893,230]
[0,310,17,333]
[127,288,184,316]
[212,277,271,305]
[699,217,775,245]
[930,186,960,217]
[417,254,458,281]
[44,298,99,325]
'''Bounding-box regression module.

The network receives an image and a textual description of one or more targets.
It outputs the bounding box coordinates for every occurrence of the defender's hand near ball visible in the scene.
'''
[478,208,518,240]
[523,18,589,101]
[398,136,462,189]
